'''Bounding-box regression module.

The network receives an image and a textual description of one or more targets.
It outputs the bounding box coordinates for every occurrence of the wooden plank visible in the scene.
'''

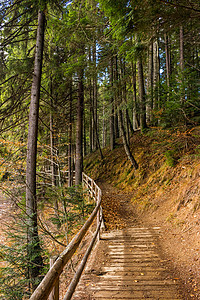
[91,291,144,298]
[83,275,167,281]
[100,266,166,272]
[84,270,165,277]
[90,280,178,286]
[84,298,181,300]
[87,298,181,300]
[108,244,155,247]
[90,286,180,291]
[108,251,156,255]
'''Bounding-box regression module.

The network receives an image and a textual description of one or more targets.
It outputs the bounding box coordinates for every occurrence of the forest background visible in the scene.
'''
[0,0,199,298]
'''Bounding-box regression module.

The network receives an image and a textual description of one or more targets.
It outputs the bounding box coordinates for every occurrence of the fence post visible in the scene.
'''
[97,189,101,240]
[49,256,59,300]
[91,180,94,199]
[95,185,97,200]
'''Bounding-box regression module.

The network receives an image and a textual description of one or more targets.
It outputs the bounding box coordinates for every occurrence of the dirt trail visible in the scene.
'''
[98,181,138,230]
[72,182,193,299]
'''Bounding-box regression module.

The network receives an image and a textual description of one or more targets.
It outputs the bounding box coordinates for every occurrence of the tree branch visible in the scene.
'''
[159,0,200,13]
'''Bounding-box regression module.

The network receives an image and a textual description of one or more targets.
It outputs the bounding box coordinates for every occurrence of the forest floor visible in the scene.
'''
[84,127,200,299]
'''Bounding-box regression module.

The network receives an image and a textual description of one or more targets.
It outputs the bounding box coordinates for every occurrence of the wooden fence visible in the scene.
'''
[30,172,103,300]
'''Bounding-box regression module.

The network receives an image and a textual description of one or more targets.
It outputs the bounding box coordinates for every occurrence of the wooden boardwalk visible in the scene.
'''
[72,226,183,300]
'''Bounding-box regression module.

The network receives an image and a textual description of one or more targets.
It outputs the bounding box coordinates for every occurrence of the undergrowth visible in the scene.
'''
[84,126,200,212]
[0,185,95,299]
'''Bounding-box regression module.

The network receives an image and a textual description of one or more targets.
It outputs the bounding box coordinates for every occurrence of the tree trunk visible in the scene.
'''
[83,103,87,157]
[114,56,120,139]
[26,10,45,291]
[88,59,104,159]
[164,33,171,89]
[120,58,130,142]
[137,57,147,130]
[110,56,115,150]
[102,102,106,148]
[68,81,73,187]
[75,68,84,186]
[50,78,61,228]
[125,109,130,145]
[89,47,93,153]
[126,108,134,135]
[115,111,120,139]
[131,61,139,130]
[91,100,104,159]
[49,78,57,187]
[119,109,138,170]
[92,43,98,150]
[180,25,185,103]
[153,40,160,113]
[180,26,184,73]
[147,42,153,123]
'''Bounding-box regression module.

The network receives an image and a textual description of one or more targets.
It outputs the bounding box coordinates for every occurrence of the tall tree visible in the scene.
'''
[164,33,171,90]
[25,9,45,290]
[179,25,185,103]
[153,39,160,113]
[147,42,153,123]
[137,55,147,130]
[110,55,115,150]
[75,66,84,186]
[68,80,73,187]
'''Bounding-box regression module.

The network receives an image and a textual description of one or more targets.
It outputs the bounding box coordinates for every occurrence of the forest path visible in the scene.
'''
[71,181,187,299]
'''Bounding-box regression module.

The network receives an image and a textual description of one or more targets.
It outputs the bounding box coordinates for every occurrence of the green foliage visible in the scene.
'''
[0,182,95,299]
[161,99,182,128]
[0,213,47,299]
[38,183,95,238]
[99,0,127,23]
[164,149,177,167]
[195,145,200,157]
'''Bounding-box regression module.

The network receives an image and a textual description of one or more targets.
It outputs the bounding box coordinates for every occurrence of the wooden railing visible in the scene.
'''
[30,173,103,300]
[82,173,103,240]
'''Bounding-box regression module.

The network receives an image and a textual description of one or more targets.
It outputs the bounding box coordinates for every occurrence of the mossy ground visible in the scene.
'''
[84,126,200,213]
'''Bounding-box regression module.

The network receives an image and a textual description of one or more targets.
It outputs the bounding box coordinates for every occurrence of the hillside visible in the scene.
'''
[84,126,200,298]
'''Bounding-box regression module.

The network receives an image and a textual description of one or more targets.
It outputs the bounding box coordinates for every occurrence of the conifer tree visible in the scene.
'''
[26,7,46,290]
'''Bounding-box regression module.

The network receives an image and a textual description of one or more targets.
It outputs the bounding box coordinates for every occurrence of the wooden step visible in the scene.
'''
[72,226,183,300]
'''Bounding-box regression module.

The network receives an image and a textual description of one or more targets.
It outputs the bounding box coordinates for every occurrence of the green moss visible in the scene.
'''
[164,150,177,167]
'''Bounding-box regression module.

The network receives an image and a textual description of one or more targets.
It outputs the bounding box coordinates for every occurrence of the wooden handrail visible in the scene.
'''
[29,172,103,300]
[63,216,102,300]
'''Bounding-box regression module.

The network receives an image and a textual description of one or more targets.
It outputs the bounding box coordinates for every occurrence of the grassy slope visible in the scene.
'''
[85,126,200,217]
